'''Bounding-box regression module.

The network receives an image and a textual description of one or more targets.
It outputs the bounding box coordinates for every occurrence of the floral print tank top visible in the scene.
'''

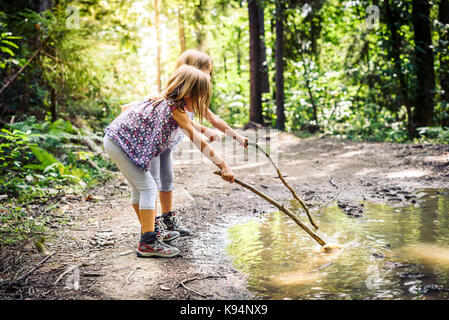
[104,98,187,172]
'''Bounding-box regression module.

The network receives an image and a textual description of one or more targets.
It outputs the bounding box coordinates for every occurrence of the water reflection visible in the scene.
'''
[226,188,449,299]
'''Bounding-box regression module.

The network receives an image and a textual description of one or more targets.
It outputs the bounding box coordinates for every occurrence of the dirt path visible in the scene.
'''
[1,133,448,300]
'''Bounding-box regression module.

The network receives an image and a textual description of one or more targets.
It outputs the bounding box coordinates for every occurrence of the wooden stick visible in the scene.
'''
[247,142,319,229]
[214,172,326,246]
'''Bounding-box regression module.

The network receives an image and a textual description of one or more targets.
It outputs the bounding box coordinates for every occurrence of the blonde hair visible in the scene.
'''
[175,49,213,77]
[154,65,212,123]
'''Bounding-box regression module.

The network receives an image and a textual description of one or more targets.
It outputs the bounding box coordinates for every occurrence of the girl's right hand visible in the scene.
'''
[221,165,235,183]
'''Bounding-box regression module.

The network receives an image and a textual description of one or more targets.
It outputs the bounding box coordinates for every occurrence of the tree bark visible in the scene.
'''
[385,0,414,137]
[439,0,449,114]
[248,0,263,124]
[412,0,436,127]
[194,0,207,50]
[177,6,186,54]
[257,4,269,93]
[275,1,285,131]
[154,0,161,93]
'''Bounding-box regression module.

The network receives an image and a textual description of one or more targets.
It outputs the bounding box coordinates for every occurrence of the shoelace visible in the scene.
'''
[156,218,168,229]
[154,233,171,249]
[168,215,180,226]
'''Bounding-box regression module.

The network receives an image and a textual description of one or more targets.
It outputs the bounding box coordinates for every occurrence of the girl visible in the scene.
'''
[121,50,248,238]
[103,65,235,258]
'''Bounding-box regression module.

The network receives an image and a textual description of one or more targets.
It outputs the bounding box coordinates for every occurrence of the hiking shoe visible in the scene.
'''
[159,211,191,236]
[136,231,180,258]
[155,218,180,242]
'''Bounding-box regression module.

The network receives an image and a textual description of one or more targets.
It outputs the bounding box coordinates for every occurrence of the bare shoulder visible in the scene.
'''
[173,107,193,129]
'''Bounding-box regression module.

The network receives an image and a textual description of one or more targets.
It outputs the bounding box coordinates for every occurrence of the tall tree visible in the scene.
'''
[258,4,269,94]
[385,0,414,136]
[412,0,436,128]
[177,6,186,54]
[194,0,207,50]
[439,0,449,116]
[275,0,285,131]
[248,0,264,124]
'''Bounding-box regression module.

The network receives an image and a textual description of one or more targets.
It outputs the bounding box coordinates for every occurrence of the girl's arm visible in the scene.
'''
[206,110,248,147]
[191,119,224,142]
[173,108,234,183]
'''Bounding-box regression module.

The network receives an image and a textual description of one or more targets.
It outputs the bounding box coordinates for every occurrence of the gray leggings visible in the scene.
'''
[103,136,174,210]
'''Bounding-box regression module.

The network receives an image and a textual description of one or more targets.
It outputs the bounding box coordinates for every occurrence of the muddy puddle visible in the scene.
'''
[225,188,449,300]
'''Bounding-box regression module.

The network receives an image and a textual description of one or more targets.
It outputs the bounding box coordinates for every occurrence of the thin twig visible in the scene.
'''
[179,275,225,298]
[13,252,56,284]
[247,142,319,229]
[214,171,326,246]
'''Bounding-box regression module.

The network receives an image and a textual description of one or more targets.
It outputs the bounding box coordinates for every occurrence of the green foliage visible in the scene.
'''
[0,118,110,246]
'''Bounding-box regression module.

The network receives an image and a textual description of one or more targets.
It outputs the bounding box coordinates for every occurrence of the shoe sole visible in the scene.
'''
[136,249,180,258]
[167,229,190,236]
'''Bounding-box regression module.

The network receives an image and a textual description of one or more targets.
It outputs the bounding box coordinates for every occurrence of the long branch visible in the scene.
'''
[214,171,326,246]
[0,39,48,97]
[247,141,319,229]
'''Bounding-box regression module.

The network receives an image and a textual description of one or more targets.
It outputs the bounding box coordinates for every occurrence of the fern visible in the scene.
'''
[30,146,59,168]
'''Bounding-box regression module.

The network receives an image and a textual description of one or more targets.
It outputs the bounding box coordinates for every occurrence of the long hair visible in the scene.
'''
[175,49,213,77]
[153,65,212,123]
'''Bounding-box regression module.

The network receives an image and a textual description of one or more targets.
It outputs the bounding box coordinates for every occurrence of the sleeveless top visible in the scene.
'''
[104,98,190,172]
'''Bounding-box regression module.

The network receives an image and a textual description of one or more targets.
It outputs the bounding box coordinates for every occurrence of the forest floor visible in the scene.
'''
[1,132,449,300]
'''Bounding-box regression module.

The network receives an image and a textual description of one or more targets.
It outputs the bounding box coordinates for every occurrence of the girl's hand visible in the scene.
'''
[221,165,235,183]
[235,134,249,148]
[204,128,225,142]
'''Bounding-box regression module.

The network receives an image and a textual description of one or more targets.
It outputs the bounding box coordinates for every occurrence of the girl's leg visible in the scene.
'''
[103,136,158,233]
[159,148,174,213]
[149,155,161,215]
[158,148,190,236]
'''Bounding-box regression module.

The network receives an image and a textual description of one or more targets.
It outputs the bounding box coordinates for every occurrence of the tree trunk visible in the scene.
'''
[194,0,207,50]
[275,0,285,131]
[439,0,449,121]
[309,0,323,65]
[412,0,436,128]
[385,0,414,137]
[248,0,263,124]
[177,6,186,54]
[257,4,269,93]
[39,0,52,12]
[154,0,161,93]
